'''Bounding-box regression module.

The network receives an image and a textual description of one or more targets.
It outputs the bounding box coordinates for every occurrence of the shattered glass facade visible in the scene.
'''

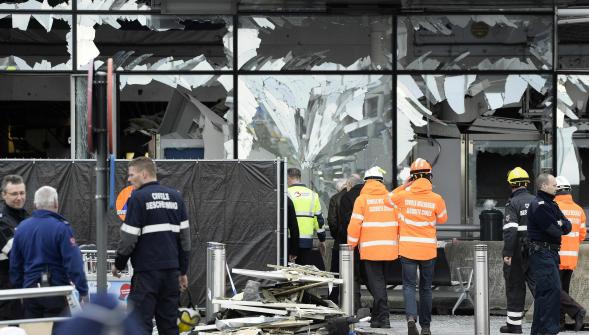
[1,4,588,224]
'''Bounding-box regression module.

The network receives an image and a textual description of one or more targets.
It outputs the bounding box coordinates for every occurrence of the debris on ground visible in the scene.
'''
[188,264,356,335]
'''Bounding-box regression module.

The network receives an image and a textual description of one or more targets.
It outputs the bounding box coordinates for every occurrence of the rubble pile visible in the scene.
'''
[191,264,354,335]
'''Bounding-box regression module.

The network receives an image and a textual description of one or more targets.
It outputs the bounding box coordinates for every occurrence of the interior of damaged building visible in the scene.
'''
[2,0,589,334]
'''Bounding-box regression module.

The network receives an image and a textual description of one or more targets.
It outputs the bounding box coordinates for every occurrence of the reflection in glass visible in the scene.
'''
[238,16,392,70]
[557,75,589,209]
[398,74,552,225]
[0,0,70,10]
[0,14,72,70]
[398,15,552,70]
[77,0,151,10]
[238,75,392,208]
[76,15,233,71]
[558,20,589,69]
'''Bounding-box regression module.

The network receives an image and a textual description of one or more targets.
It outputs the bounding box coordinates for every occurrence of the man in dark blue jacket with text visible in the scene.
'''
[112,157,191,335]
[9,186,88,323]
[528,173,572,335]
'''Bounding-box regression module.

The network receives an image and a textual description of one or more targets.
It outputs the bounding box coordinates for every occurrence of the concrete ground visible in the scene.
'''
[354,314,589,334]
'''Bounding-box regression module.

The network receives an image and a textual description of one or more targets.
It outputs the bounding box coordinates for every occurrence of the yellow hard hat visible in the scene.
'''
[178,308,200,332]
[507,167,530,186]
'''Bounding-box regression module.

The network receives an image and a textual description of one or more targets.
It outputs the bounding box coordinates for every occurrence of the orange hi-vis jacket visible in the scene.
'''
[347,180,399,261]
[387,178,448,260]
[555,194,586,270]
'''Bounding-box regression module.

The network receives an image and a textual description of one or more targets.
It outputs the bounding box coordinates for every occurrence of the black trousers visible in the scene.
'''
[529,247,561,335]
[328,247,340,303]
[559,269,583,320]
[503,248,535,326]
[295,248,325,270]
[23,296,67,335]
[129,270,180,335]
[363,260,390,323]
[0,274,23,321]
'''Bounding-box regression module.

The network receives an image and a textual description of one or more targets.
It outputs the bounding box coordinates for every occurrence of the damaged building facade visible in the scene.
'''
[1,0,589,228]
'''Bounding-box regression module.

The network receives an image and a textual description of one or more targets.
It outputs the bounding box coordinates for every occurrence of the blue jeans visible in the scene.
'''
[528,247,561,335]
[401,257,435,327]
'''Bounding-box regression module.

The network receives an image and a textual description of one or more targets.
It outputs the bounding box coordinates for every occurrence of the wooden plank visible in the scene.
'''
[217,303,289,315]
[213,299,316,309]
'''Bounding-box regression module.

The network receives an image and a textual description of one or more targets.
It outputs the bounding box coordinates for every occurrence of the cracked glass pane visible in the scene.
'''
[557,74,589,208]
[558,18,589,69]
[238,75,392,210]
[0,74,71,158]
[238,16,392,70]
[74,74,233,159]
[77,0,152,10]
[76,15,233,71]
[398,74,553,227]
[398,15,552,70]
[0,14,72,70]
[0,0,70,10]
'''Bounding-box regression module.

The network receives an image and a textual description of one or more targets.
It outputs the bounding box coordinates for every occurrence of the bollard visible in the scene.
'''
[206,242,226,322]
[339,244,354,316]
[474,244,489,335]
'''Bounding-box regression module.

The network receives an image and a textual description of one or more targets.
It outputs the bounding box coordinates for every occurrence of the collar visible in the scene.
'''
[32,209,68,223]
[138,181,159,190]
[511,188,530,197]
[537,190,555,201]
[290,183,306,188]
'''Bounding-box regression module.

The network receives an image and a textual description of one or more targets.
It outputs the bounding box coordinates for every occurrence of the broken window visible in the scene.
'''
[238,75,392,209]
[238,16,392,70]
[76,15,232,71]
[398,15,552,70]
[0,74,71,158]
[557,75,589,209]
[77,0,152,10]
[74,74,233,159]
[0,0,70,10]
[0,14,72,70]
[558,18,589,69]
[398,74,553,227]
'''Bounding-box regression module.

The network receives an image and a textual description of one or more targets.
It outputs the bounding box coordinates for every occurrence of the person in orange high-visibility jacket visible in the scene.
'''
[347,166,398,329]
[555,176,587,330]
[387,158,447,335]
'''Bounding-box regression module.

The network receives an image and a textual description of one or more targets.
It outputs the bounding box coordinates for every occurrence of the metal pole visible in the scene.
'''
[339,244,354,316]
[206,242,226,322]
[94,71,108,294]
[474,244,489,335]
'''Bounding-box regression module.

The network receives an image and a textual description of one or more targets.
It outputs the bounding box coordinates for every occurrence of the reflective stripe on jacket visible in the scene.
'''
[388,178,447,260]
[347,180,398,261]
[555,194,587,270]
[288,184,325,248]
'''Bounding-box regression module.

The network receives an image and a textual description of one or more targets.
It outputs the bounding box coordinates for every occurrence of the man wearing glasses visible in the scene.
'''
[0,175,28,320]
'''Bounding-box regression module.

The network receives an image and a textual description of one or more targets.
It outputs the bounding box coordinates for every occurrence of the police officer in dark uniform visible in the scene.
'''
[9,186,88,327]
[0,174,28,320]
[528,174,572,335]
[113,157,191,335]
[501,167,536,333]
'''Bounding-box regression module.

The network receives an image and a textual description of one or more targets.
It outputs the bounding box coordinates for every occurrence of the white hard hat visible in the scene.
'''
[364,166,385,180]
[0,327,27,335]
[556,176,571,191]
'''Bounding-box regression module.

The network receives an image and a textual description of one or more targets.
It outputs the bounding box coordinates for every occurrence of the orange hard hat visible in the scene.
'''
[410,158,432,174]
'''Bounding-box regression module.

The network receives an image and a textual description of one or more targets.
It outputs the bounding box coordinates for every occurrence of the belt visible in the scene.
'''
[529,241,560,252]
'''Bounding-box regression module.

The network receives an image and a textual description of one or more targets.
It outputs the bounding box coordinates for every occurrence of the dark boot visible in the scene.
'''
[421,326,431,335]
[499,324,522,334]
[575,308,586,331]
[408,319,419,335]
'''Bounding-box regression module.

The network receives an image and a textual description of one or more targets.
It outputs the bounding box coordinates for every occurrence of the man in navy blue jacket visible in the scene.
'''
[9,186,88,320]
[112,157,191,335]
[528,174,572,335]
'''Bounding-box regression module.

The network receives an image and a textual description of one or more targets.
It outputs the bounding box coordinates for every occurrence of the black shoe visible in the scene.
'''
[408,320,419,335]
[421,326,431,335]
[499,324,522,334]
[575,308,586,331]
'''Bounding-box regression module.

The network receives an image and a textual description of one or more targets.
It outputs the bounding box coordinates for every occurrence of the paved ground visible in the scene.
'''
[354,314,589,334]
